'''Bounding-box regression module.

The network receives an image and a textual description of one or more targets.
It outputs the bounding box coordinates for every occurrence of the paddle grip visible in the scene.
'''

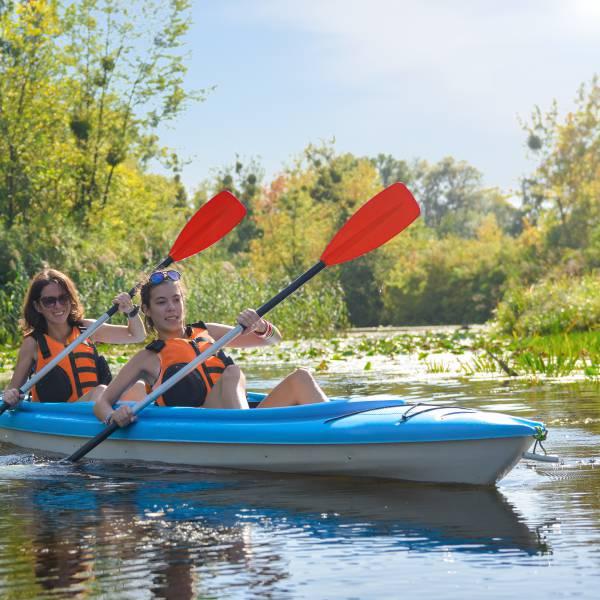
[0,403,9,416]
[106,285,139,317]
[256,261,326,317]
[67,421,120,462]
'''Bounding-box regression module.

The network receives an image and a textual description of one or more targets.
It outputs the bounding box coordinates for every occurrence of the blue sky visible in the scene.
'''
[156,0,600,197]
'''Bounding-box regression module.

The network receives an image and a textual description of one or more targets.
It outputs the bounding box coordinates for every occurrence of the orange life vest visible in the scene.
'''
[29,327,110,403]
[146,322,234,407]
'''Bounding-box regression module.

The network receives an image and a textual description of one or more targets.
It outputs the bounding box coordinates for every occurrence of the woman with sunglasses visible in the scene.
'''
[2,268,147,407]
[94,269,328,426]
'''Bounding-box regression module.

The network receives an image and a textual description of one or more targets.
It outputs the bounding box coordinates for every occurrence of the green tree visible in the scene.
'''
[0,0,200,230]
[411,157,522,237]
[371,153,413,187]
[521,76,599,252]
[196,157,265,255]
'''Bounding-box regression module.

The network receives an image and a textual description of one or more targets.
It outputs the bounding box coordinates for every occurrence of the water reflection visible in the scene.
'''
[0,459,549,598]
[1,361,599,598]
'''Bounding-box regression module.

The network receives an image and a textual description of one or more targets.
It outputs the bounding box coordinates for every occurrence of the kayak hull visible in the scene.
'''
[0,428,533,485]
[0,395,544,485]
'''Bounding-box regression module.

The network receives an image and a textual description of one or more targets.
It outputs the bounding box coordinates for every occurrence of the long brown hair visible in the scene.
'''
[21,269,85,335]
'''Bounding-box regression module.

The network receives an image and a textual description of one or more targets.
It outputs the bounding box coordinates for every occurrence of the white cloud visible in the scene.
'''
[224,0,599,85]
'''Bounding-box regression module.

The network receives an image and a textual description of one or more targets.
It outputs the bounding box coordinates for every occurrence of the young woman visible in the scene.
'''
[2,268,146,406]
[94,269,328,427]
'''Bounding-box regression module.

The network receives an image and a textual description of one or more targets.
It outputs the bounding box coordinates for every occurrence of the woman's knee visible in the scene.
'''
[85,385,107,402]
[289,368,315,387]
[293,367,313,380]
[222,365,245,386]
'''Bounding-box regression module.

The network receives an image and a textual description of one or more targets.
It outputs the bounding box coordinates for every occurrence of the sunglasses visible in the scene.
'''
[39,293,71,308]
[149,270,181,285]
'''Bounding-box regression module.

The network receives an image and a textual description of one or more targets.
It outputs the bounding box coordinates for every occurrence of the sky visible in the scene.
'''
[155,0,600,197]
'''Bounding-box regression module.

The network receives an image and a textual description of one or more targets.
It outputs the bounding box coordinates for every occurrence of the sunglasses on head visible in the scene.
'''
[149,270,181,286]
[39,293,70,308]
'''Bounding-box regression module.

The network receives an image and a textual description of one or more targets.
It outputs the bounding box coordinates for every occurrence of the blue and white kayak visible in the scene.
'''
[0,394,549,485]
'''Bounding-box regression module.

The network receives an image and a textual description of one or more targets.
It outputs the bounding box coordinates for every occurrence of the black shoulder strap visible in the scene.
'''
[146,339,166,353]
[77,325,97,352]
[188,321,207,330]
[31,330,51,359]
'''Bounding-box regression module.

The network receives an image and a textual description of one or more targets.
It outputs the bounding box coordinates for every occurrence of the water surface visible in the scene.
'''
[0,335,599,599]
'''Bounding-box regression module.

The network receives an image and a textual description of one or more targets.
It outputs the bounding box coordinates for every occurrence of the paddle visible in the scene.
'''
[66,182,420,463]
[0,191,246,416]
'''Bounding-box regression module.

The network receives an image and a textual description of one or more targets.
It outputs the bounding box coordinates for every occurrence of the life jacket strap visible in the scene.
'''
[31,330,52,359]
[146,340,166,353]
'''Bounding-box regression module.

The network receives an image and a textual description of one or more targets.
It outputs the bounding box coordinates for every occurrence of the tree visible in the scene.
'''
[372,154,522,238]
[521,76,599,251]
[0,0,200,229]
[371,153,413,187]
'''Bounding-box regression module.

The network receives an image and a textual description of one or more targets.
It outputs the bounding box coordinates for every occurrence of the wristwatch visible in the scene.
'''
[126,304,140,319]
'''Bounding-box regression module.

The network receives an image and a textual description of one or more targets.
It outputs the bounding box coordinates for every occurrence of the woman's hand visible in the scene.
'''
[2,388,22,407]
[107,405,137,428]
[237,308,267,334]
[113,292,135,315]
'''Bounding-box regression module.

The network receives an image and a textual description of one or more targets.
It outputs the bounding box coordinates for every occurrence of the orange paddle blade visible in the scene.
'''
[168,191,246,262]
[320,183,420,266]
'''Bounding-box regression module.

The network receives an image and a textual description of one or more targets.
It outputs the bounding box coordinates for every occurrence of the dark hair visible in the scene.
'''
[140,275,186,334]
[21,269,85,334]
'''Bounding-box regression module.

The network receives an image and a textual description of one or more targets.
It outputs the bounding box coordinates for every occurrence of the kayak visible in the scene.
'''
[0,393,549,485]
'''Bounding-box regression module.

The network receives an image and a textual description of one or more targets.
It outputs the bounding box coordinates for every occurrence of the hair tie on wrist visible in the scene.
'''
[126,305,140,319]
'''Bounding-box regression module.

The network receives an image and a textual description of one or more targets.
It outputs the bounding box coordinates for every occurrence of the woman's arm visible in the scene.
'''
[206,308,282,349]
[2,337,37,405]
[93,350,158,426]
[87,292,146,344]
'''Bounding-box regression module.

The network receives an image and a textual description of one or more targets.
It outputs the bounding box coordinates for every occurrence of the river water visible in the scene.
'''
[0,335,599,599]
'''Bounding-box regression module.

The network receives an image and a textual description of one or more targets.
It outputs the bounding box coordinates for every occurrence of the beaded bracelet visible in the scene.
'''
[254,320,274,339]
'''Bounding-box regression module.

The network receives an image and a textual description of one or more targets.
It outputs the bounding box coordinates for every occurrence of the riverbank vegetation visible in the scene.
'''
[0,1,597,378]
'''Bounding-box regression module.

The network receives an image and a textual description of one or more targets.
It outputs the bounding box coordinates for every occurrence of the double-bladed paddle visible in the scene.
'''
[66,182,420,463]
[0,191,246,416]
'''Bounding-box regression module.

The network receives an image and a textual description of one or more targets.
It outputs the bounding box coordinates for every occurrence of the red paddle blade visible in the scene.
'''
[168,191,246,262]
[320,183,420,266]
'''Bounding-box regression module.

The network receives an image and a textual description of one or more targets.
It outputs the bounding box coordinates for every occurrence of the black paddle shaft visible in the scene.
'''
[66,421,120,463]
[256,261,326,317]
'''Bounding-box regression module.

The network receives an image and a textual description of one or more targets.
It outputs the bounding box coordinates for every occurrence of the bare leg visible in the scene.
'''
[204,365,249,409]
[257,368,328,408]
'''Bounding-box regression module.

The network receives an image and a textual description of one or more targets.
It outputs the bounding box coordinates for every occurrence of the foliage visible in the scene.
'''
[0,0,200,230]
[521,76,599,253]
[494,273,600,336]
[507,331,600,378]
[381,216,515,325]
[0,0,597,349]
[170,258,348,339]
[195,157,265,255]
[372,155,523,237]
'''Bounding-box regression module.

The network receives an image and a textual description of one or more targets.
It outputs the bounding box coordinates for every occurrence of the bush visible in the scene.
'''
[0,250,348,346]
[495,273,600,336]
[182,260,348,339]
[380,217,515,325]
